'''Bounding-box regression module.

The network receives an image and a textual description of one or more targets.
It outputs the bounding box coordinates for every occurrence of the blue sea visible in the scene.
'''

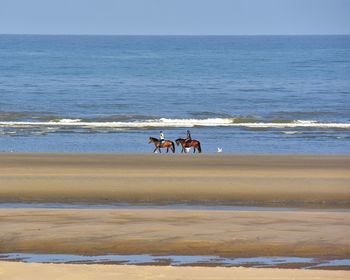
[0,35,349,153]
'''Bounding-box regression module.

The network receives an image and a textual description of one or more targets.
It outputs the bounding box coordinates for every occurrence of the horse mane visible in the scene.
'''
[175,138,185,141]
[149,137,158,141]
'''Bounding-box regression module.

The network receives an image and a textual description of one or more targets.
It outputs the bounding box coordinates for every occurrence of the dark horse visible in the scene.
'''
[149,137,175,153]
[175,138,202,153]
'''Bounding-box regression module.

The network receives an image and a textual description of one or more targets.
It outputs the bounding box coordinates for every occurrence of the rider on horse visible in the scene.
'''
[174,130,201,153]
[185,130,191,145]
[159,131,165,144]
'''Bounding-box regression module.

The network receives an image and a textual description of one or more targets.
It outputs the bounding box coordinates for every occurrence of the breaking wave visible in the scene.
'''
[0,118,350,129]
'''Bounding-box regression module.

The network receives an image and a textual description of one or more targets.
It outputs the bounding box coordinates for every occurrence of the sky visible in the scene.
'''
[1,0,350,35]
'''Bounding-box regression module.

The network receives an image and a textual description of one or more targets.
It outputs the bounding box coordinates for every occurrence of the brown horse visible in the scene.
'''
[175,138,202,153]
[149,137,175,153]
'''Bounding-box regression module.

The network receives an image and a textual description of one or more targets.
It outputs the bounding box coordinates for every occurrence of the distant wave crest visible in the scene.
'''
[0,118,350,129]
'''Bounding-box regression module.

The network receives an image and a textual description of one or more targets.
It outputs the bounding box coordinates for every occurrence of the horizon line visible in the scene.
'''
[1,33,350,37]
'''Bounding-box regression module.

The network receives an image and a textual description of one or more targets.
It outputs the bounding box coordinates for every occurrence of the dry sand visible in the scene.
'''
[1,262,350,280]
[0,208,349,257]
[0,154,349,206]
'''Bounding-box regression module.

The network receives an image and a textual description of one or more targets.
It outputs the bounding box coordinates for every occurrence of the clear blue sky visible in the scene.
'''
[1,0,349,35]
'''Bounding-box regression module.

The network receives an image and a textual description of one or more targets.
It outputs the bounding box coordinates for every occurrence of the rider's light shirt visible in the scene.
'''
[160,132,164,141]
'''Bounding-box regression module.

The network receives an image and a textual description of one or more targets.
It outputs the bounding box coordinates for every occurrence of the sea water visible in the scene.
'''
[0,35,349,153]
[1,253,350,269]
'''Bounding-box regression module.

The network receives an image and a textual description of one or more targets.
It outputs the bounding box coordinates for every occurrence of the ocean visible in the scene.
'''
[0,35,349,153]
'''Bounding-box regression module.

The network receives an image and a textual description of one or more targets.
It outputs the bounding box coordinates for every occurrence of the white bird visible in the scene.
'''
[217,147,223,153]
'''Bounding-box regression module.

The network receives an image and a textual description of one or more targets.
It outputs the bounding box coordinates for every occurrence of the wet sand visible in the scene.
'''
[0,208,349,258]
[1,153,350,278]
[1,262,350,280]
[0,154,349,206]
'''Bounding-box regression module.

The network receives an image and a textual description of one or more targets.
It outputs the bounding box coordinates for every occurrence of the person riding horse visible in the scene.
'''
[175,130,202,153]
[149,135,175,153]
[159,131,165,144]
[185,130,191,145]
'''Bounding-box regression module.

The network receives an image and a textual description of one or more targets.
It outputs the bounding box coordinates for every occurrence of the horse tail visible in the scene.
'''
[197,141,202,153]
[171,142,175,153]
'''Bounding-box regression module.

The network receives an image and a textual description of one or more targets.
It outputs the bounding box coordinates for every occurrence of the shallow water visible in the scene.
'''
[0,253,349,269]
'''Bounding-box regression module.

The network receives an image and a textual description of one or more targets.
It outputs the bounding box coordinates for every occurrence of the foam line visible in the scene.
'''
[0,118,349,129]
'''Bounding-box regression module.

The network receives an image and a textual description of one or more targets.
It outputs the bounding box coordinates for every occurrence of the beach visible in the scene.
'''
[1,31,349,279]
[1,262,350,280]
[0,154,349,206]
[0,154,350,279]
[1,208,349,258]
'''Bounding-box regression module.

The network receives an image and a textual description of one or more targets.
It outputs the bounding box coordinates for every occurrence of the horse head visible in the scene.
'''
[175,138,183,146]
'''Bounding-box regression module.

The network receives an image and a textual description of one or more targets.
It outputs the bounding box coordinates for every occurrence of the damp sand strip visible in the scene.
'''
[0,208,349,258]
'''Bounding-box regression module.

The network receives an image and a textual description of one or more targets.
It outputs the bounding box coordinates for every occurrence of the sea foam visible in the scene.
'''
[0,118,350,129]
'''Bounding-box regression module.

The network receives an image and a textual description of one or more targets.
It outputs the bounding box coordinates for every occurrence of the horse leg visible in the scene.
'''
[166,147,169,153]
[153,147,157,153]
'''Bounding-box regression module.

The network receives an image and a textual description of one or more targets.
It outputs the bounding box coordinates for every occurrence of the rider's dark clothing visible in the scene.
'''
[185,131,192,145]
